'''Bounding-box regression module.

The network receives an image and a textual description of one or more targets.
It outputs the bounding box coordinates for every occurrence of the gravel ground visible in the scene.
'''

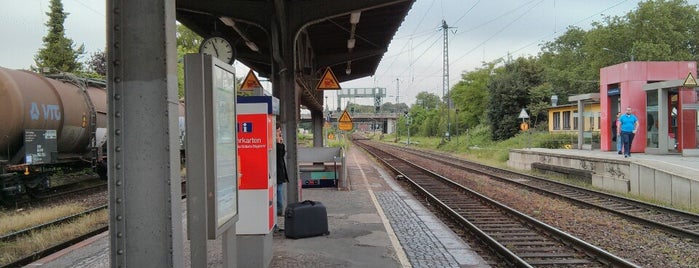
[36,185,108,210]
[388,146,699,267]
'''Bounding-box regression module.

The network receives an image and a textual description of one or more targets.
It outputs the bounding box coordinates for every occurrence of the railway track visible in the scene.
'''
[356,140,638,267]
[0,205,108,268]
[377,141,699,242]
[0,205,107,243]
[1,180,187,267]
[32,181,107,201]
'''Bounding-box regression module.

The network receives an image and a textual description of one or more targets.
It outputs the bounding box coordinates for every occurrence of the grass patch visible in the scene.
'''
[327,136,348,149]
[0,204,88,235]
[0,209,108,266]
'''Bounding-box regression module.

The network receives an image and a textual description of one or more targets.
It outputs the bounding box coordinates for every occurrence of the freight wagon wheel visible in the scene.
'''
[25,174,51,198]
[26,176,51,198]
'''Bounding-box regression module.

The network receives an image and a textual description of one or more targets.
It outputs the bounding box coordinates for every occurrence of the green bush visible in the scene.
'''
[536,134,570,148]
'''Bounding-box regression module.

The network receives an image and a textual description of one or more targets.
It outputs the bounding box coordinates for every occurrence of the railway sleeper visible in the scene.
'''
[518,252,583,257]
[526,259,594,265]
[490,233,541,237]
[496,235,551,240]
[506,241,559,246]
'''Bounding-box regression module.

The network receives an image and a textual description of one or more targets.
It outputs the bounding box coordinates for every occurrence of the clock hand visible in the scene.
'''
[212,45,220,57]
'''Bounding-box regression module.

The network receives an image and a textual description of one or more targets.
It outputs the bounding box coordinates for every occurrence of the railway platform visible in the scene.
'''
[508,148,699,210]
[29,145,489,268]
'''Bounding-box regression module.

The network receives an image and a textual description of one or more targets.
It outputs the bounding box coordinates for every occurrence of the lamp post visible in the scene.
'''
[406,112,411,145]
[395,111,400,143]
[404,112,412,145]
[455,109,459,145]
[325,96,328,147]
[602,47,634,62]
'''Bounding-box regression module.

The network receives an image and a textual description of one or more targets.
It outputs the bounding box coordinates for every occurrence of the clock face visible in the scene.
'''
[200,36,234,64]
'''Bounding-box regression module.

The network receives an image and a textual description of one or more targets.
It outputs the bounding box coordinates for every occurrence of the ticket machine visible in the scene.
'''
[236,96,279,268]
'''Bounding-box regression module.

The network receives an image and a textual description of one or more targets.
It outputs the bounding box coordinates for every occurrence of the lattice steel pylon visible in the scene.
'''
[442,20,453,140]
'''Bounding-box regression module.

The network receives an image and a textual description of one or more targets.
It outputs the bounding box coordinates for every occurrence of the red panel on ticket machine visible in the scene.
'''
[237,114,272,189]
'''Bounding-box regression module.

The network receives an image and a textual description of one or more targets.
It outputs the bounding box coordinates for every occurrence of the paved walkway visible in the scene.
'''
[31,145,489,267]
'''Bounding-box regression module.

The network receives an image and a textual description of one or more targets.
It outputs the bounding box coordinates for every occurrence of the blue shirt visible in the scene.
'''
[619,113,638,132]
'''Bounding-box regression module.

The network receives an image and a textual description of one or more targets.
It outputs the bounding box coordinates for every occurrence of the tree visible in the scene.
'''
[527,83,555,126]
[414,91,440,110]
[34,0,85,73]
[540,0,699,104]
[85,50,107,78]
[450,61,498,131]
[418,108,441,137]
[625,0,699,61]
[177,24,203,98]
[487,57,543,141]
[539,26,598,100]
[405,91,444,137]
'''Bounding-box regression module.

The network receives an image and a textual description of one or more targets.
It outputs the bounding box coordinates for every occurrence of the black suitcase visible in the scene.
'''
[284,200,330,239]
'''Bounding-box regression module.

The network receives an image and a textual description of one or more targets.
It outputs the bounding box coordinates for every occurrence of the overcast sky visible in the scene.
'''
[2,0,696,109]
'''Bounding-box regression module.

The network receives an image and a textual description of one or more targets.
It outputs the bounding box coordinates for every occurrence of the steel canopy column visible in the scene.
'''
[271,10,300,205]
[577,100,584,150]
[312,110,324,147]
[107,0,183,267]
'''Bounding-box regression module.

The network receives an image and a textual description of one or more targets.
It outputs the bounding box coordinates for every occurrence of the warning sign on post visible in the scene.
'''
[338,110,353,131]
[316,67,341,90]
[683,72,698,88]
[241,70,263,91]
[520,122,529,131]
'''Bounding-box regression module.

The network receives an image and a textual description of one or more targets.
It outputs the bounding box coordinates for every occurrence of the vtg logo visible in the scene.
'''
[30,102,61,121]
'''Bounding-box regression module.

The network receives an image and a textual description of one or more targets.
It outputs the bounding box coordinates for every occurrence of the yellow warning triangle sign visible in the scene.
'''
[683,72,698,88]
[240,70,263,91]
[338,110,352,123]
[338,110,353,131]
[316,67,341,90]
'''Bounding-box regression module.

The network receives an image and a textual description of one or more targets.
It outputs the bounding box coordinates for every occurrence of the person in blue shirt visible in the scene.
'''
[618,107,639,158]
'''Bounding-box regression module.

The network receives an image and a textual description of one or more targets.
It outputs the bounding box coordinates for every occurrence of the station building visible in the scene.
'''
[599,61,698,156]
[547,103,601,134]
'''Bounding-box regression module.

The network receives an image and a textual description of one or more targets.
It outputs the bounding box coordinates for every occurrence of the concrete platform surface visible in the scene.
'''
[522,148,699,180]
[30,145,488,268]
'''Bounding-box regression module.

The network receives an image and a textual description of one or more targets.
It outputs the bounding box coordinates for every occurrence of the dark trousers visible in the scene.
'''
[621,131,635,156]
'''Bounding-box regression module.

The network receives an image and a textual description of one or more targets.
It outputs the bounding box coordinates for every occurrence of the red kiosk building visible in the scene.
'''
[599,61,698,156]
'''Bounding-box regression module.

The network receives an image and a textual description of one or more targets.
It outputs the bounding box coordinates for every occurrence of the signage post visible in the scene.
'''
[185,54,239,268]
[518,108,530,148]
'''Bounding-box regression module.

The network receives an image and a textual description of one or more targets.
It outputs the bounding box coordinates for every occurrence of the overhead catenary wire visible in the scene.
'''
[377,0,437,81]
[388,0,542,95]
[449,0,633,76]
[424,0,546,81]
[336,0,642,108]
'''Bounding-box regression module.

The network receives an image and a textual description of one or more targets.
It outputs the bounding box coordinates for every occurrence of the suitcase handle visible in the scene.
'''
[301,200,316,206]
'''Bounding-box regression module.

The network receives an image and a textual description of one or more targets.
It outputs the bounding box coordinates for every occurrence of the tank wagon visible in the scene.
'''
[0,67,109,200]
[0,67,188,202]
